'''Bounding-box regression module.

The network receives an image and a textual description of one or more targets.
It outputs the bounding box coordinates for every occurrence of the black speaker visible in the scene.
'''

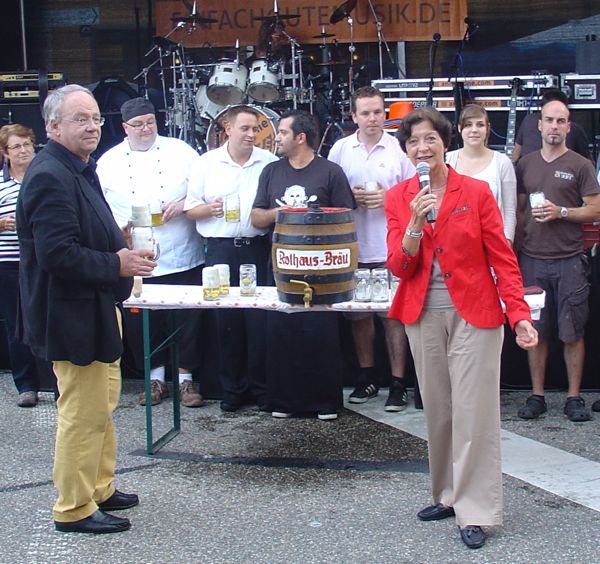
[576,40,600,74]
[0,103,47,144]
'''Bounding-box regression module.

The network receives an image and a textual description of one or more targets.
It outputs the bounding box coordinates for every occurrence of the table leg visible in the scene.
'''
[143,308,181,454]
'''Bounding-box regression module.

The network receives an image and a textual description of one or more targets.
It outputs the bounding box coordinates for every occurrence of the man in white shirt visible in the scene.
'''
[97,98,205,408]
[329,86,415,411]
[185,106,278,412]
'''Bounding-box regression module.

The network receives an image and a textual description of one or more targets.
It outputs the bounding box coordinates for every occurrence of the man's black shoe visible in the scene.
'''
[54,510,131,534]
[97,490,139,511]
[220,401,240,412]
[459,526,486,549]
[417,503,455,521]
[348,383,378,404]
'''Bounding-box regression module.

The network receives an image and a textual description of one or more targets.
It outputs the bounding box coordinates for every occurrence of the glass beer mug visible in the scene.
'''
[225,193,240,223]
[131,225,160,261]
[354,268,372,302]
[371,267,390,302]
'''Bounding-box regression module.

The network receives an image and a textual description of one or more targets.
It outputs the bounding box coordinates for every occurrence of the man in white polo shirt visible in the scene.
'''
[329,86,415,411]
[185,105,278,412]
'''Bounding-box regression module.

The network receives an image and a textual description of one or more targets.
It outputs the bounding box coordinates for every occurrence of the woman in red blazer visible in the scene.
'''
[385,108,538,549]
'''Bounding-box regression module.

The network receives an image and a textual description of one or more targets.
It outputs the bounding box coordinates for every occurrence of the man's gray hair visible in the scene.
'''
[43,84,95,126]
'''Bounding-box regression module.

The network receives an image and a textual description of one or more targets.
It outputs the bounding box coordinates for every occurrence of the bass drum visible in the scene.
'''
[195,85,225,121]
[207,105,279,154]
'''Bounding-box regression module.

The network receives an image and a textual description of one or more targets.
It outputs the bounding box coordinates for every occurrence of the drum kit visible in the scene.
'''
[134,0,387,155]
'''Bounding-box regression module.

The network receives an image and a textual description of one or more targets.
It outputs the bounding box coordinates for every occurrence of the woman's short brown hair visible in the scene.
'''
[395,107,452,152]
[0,123,35,155]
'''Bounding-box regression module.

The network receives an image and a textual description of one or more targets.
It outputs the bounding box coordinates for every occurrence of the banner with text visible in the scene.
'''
[156,0,468,47]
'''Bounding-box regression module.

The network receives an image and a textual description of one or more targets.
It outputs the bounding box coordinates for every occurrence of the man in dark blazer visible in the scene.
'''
[17,84,156,534]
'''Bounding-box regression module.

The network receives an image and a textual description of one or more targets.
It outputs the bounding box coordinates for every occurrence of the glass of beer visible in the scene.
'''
[239,264,257,296]
[214,264,230,296]
[202,266,220,301]
[225,193,241,223]
[150,199,164,227]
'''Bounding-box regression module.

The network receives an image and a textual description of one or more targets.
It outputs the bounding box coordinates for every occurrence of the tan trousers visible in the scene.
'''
[52,309,122,522]
[405,309,504,527]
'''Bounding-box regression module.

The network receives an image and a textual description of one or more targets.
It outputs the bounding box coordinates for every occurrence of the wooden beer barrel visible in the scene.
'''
[272,206,358,305]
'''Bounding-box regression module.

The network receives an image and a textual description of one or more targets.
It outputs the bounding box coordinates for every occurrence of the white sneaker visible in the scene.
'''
[272,411,292,418]
[317,412,338,421]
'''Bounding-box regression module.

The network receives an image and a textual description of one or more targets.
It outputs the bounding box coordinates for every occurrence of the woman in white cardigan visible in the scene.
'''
[446,105,517,244]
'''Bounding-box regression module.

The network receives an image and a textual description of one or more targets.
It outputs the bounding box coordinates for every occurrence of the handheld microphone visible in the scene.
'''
[416,162,436,223]
[432,33,441,43]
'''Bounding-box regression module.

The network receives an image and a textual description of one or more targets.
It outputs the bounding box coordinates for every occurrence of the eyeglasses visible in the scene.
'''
[125,120,157,130]
[7,141,34,151]
[64,116,105,127]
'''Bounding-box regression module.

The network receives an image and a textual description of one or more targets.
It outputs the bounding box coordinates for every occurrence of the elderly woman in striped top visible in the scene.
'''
[0,124,55,406]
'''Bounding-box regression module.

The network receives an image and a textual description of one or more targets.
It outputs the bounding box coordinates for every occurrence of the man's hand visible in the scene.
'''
[363,185,385,209]
[352,186,367,208]
[208,197,224,219]
[531,198,560,223]
[117,248,156,277]
[161,200,185,223]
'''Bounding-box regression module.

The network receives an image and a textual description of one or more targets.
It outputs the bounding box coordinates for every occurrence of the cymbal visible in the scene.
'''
[313,60,347,67]
[330,0,357,24]
[172,14,218,24]
[312,32,336,39]
[252,14,300,22]
[153,36,179,50]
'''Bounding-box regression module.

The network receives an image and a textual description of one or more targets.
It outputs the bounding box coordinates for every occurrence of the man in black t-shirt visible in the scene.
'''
[252,110,355,420]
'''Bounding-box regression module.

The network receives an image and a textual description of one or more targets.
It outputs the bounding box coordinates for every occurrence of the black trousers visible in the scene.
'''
[266,310,343,414]
[0,262,57,394]
[123,265,204,372]
[205,236,270,406]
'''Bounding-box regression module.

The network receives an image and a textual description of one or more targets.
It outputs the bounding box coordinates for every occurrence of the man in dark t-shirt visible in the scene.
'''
[512,89,591,163]
[252,109,355,420]
[516,99,600,422]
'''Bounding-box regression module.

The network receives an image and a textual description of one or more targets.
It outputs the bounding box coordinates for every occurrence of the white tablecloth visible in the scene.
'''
[124,283,546,318]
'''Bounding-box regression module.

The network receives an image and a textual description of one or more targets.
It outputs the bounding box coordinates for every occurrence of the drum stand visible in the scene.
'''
[281,28,305,110]
[365,0,395,79]
[345,16,356,95]
[318,120,345,156]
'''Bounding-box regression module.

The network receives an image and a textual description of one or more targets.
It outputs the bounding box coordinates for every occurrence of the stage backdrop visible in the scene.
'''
[156,0,468,47]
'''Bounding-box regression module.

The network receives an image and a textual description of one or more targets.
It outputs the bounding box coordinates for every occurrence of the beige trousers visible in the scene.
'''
[52,309,122,522]
[405,308,504,527]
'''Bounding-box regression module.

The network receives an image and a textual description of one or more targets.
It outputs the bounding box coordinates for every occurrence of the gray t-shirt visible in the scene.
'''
[516,150,600,258]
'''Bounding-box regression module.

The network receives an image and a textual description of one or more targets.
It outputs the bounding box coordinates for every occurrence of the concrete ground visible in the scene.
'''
[1,370,599,564]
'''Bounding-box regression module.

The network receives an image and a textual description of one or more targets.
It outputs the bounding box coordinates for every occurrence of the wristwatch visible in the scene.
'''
[560,206,569,219]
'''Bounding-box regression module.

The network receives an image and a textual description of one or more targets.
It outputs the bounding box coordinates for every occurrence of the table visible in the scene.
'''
[124,284,546,453]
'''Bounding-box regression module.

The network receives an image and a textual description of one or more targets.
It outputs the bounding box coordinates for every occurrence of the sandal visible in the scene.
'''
[517,395,547,419]
[564,396,592,422]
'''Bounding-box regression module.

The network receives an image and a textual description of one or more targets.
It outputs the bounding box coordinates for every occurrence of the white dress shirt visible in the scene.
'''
[184,143,278,238]
[97,135,205,277]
